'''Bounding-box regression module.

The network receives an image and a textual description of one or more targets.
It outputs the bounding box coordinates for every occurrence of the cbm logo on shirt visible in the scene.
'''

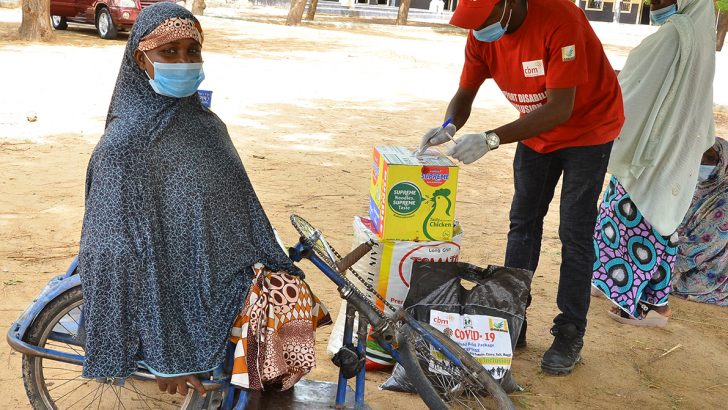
[522,60,544,78]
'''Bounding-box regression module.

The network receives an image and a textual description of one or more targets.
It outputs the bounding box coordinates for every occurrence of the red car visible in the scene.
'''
[50,0,174,39]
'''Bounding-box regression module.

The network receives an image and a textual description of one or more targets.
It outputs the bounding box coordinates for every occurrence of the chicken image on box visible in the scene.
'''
[369,146,459,242]
[327,216,463,369]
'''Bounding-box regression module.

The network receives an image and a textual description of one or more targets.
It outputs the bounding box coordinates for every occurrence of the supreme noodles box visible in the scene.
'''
[369,146,459,241]
[327,216,463,368]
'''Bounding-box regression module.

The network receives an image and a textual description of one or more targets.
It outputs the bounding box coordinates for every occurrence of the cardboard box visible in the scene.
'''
[369,146,459,241]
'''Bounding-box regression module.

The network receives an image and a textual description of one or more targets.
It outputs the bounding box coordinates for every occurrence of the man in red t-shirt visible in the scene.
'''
[420,0,624,375]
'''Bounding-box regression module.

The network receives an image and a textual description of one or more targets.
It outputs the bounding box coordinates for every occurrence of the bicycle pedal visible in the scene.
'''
[331,345,365,379]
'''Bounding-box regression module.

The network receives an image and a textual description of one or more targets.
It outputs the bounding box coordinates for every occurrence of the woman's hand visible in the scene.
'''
[155,374,206,396]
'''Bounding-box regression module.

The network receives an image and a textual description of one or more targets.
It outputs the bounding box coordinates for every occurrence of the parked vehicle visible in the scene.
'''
[50,0,175,39]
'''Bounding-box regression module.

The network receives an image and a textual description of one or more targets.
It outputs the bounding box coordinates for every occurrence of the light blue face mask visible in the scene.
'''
[144,53,205,98]
[698,165,716,182]
[650,3,677,26]
[473,3,513,43]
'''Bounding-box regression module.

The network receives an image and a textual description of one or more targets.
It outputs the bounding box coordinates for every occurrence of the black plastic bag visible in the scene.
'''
[381,261,533,393]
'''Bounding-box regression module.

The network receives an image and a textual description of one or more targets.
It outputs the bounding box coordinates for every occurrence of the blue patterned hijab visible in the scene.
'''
[79,2,301,378]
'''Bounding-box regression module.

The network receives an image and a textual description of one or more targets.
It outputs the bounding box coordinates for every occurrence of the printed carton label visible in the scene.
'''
[421,166,450,187]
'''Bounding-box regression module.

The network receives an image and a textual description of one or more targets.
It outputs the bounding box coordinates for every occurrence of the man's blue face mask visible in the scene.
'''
[473,3,513,43]
[650,3,677,26]
[144,52,205,98]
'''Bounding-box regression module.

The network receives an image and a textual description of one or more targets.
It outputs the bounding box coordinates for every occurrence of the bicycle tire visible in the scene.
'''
[396,322,515,410]
[21,286,206,410]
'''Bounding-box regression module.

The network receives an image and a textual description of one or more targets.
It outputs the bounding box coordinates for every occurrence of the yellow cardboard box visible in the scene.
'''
[369,146,459,241]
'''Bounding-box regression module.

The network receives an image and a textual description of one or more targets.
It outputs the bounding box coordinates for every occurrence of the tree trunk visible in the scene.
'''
[18,0,52,41]
[305,0,319,21]
[718,12,728,52]
[191,0,206,16]
[287,0,308,25]
[396,0,411,25]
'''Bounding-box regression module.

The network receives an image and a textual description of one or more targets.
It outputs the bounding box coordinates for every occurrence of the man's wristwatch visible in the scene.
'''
[483,131,500,150]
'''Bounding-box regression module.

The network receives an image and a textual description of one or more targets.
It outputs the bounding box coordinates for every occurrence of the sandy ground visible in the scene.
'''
[1,5,728,409]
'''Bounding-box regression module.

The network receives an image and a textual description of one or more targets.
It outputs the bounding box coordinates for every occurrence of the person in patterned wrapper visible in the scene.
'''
[592,0,715,328]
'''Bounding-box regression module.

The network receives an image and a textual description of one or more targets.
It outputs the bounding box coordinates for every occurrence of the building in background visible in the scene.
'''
[575,0,652,25]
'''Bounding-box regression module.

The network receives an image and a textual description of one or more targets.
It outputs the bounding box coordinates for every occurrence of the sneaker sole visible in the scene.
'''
[540,355,581,375]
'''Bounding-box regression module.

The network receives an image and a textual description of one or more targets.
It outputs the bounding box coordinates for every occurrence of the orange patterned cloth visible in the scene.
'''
[230,264,332,390]
[138,17,203,51]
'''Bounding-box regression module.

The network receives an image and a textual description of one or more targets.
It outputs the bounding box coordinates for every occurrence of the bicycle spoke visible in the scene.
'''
[123,380,182,408]
[47,374,84,393]
[97,383,108,410]
[63,382,104,409]
[44,369,83,379]
[411,335,489,409]
[68,308,81,326]
[81,384,105,410]
[43,366,84,371]
[127,381,155,410]
[51,378,90,404]
[46,340,79,350]
[47,339,84,357]
[108,384,127,410]
[466,389,487,408]
[45,377,89,381]
[56,320,78,338]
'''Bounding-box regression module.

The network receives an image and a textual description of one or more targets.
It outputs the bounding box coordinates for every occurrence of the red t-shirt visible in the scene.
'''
[459,0,624,154]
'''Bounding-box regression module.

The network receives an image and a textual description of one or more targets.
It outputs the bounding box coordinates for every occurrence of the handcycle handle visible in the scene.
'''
[335,240,374,273]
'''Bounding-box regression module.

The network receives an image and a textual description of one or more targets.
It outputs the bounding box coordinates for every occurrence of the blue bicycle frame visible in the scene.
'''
[288,241,466,409]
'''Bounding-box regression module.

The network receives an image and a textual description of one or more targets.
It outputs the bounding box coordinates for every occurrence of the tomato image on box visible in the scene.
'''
[369,146,459,241]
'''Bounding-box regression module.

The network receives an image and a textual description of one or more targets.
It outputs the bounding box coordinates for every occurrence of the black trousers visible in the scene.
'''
[505,141,613,334]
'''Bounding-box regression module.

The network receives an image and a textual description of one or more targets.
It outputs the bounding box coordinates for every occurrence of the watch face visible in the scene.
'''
[487,133,500,148]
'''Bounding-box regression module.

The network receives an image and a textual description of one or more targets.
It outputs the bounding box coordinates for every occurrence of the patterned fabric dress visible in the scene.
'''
[673,138,728,306]
[592,176,678,318]
[78,3,301,379]
[230,265,331,390]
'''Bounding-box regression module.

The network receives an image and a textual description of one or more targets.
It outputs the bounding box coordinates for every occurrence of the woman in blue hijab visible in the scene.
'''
[78,2,301,396]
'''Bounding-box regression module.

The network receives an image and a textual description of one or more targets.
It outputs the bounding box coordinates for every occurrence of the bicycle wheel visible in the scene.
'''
[21,286,206,409]
[396,322,515,410]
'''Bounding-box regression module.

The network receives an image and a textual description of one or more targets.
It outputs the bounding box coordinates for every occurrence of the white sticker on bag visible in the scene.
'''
[428,309,513,379]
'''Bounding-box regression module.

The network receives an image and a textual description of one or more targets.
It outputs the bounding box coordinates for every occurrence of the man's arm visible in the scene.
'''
[418,87,479,152]
[492,87,576,144]
[445,87,479,129]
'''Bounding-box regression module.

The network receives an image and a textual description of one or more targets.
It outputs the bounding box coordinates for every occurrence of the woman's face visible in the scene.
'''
[701,146,720,166]
[134,38,203,80]
[650,0,678,10]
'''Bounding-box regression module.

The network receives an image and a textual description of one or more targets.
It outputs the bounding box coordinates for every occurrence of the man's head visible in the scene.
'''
[450,0,526,34]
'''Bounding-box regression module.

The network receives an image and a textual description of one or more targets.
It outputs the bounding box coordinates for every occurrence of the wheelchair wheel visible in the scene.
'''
[21,286,206,409]
[396,322,515,410]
